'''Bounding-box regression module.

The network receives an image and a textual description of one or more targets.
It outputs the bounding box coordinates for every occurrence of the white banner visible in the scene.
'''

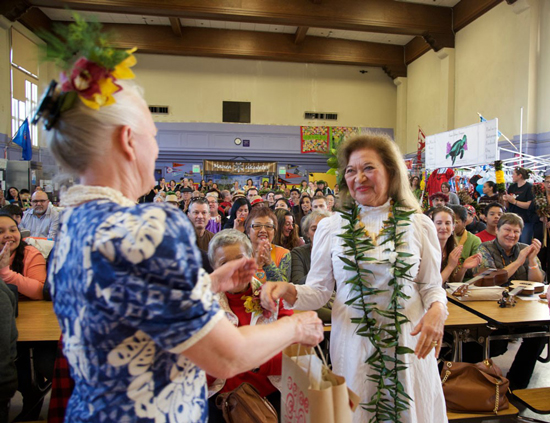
[425,119,498,169]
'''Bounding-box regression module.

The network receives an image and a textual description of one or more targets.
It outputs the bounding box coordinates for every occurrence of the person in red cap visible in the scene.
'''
[464,204,487,234]
[428,192,448,208]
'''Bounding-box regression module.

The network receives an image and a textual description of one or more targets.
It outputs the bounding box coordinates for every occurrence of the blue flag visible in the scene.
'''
[12,118,32,161]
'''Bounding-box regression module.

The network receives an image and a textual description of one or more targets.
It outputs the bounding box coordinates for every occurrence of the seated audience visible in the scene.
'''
[164,193,179,208]
[0,212,47,299]
[245,207,291,282]
[274,198,291,211]
[295,195,312,231]
[289,188,301,209]
[475,212,546,390]
[477,181,499,206]
[205,229,293,422]
[246,186,259,201]
[6,187,22,207]
[311,196,328,211]
[219,190,232,216]
[429,192,448,208]
[187,198,214,251]
[20,191,59,240]
[20,189,31,210]
[179,187,193,212]
[205,193,224,234]
[3,204,31,238]
[441,182,459,205]
[325,193,336,212]
[476,202,505,242]
[223,197,250,232]
[273,209,304,251]
[464,204,486,234]
[290,210,333,323]
[478,213,544,283]
[432,206,481,283]
[449,205,481,262]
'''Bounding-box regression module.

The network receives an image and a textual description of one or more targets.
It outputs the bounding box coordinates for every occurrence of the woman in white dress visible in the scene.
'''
[261,133,448,423]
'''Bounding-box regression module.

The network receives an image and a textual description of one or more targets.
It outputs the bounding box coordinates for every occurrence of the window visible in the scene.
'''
[10,28,39,147]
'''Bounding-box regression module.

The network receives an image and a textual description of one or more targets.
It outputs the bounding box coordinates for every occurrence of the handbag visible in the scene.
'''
[440,359,510,414]
[215,382,277,423]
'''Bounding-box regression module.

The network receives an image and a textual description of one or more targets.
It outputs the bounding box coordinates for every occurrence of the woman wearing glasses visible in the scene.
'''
[245,207,291,283]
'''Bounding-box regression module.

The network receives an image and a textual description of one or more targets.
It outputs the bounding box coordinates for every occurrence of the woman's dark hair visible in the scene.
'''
[246,178,253,186]
[449,205,468,222]
[2,204,23,219]
[300,180,308,187]
[273,209,301,250]
[484,202,505,217]
[295,195,312,226]
[229,197,250,219]
[0,212,27,274]
[431,206,456,269]
[275,198,291,209]
[484,181,496,194]
[410,176,420,187]
[515,167,531,180]
[6,187,19,201]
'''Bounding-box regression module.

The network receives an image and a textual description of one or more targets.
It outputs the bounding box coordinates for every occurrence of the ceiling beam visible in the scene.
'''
[453,0,505,32]
[25,0,453,37]
[169,17,182,37]
[101,23,406,75]
[294,26,308,45]
[404,36,429,65]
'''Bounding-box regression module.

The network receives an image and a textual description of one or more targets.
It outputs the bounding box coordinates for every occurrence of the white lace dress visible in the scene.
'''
[293,201,448,423]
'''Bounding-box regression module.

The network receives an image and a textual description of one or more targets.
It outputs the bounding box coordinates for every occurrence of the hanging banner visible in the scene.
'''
[203,160,277,175]
[301,126,330,154]
[425,119,498,170]
[329,127,360,149]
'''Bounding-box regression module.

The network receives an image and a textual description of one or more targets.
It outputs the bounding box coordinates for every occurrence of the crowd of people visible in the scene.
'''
[3,22,549,422]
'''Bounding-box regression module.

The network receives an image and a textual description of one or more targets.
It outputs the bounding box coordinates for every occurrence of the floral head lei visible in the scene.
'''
[32,13,137,130]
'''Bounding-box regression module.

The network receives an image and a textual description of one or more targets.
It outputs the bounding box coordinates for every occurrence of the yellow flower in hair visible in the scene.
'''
[112,47,137,80]
[79,77,120,110]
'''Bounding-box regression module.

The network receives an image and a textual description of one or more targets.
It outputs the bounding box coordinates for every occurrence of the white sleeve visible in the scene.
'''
[414,214,448,311]
[293,215,337,311]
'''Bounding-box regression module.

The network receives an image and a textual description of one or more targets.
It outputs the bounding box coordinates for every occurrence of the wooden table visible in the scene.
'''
[448,295,550,327]
[17,301,61,342]
[445,302,487,327]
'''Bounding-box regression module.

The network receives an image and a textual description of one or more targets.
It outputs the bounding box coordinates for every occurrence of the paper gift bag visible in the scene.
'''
[281,344,359,423]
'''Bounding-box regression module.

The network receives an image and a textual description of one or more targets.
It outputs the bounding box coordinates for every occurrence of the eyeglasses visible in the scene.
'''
[251,223,275,231]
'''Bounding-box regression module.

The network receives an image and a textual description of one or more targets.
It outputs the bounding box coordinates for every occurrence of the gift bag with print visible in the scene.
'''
[281,344,359,423]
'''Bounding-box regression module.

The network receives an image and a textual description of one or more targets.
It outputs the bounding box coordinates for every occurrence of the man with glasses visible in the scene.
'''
[20,191,59,240]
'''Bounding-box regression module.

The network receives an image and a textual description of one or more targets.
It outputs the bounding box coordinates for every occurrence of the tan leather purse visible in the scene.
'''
[441,359,510,414]
[216,382,278,423]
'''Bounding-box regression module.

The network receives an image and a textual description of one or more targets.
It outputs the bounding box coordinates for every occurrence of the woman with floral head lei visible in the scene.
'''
[36,16,323,423]
[261,133,448,423]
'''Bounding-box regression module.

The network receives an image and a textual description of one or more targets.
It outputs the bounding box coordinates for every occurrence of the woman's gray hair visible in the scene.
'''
[337,132,421,213]
[302,210,331,235]
[208,229,254,268]
[46,80,147,175]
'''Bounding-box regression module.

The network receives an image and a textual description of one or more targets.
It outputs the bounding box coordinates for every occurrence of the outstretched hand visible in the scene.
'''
[209,257,257,293]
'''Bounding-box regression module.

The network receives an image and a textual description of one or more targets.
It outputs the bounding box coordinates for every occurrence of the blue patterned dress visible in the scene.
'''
[50,192,223,423]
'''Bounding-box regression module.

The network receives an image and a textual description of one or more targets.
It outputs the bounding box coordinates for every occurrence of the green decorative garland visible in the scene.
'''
[338,200,416,422]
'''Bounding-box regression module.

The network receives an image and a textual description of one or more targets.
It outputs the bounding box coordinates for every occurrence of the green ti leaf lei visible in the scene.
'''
[338,200,416,423]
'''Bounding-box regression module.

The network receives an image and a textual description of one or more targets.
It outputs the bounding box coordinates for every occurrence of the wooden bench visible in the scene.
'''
[512,387,550,414]
[447,404,519,420]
